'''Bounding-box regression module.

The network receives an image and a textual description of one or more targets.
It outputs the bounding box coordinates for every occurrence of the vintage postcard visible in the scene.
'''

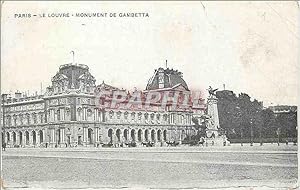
[0,1,298,190]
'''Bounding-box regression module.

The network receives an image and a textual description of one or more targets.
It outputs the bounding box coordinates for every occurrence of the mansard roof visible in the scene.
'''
[96,81,120,91]
[145,67,189,91]
[51,63,96,89]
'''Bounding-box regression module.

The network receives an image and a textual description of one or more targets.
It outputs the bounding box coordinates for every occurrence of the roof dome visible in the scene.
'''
[145,67,189,91]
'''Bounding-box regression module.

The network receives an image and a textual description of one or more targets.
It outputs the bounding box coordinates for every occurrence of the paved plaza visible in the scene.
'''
[1,144,298,190]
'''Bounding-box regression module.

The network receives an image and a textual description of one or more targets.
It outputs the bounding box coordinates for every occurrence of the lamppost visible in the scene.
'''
[235,106,242,146]
[276,127,281,146]
[250,119,253,146]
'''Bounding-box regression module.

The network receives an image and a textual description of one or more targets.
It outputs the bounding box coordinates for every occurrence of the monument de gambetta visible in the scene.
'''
[1,59,228,148]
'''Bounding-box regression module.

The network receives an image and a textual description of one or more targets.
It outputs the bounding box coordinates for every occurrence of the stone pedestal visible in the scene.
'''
[206,96,220,138]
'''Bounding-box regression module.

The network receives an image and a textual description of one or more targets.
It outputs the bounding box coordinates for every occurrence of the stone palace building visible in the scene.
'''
[1,62,221,148]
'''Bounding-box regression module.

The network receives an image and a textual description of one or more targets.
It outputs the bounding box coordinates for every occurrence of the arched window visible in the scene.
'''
[163,130,167,141]
[108,129,113,143]
[157,130,162,141]
[26,114,30,125]
[77,108,82,121]
[19,114,23,125]
[144,129,149,141]
[87,109,92,117]
[138,129,142,142]
[123,129,128,141]
[33,113,37,124]
[57,109,60,121]
[13,115,17,126]
[7,116,11,126]
[88,128,93,144]
[116,129,121,142]
[25,131,29,145]
[40,114,43,123]
[131,129,136,142]
[151,130,155,142]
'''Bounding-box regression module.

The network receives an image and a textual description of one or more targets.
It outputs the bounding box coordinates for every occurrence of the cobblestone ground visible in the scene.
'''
[1,143,298,190]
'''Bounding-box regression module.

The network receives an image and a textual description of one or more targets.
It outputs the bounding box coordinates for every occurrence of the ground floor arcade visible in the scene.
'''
[2,122,197,148]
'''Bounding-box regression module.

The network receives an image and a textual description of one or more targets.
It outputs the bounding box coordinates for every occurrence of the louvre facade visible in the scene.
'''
[1,63,216,148]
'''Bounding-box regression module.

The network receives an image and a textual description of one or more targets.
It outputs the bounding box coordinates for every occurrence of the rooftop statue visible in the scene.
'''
[207,86,218,98]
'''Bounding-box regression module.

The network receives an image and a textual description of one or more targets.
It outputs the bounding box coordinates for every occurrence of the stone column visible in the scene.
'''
[50,110,54,122]
[36,131,40,145]
[119,129,124,143]
[83,108,86,121]
[52,129,55,143]
[60,109,65,121]
[97,127,100,143]
[16,132,20,145]
[94,109,98,121]
[140,130,144,142]
[29,131,33,146]
[145,129,149,142]
[43,129,46,144]
[83,127,88,144]
[22,132,26,146]
[135,130,138,142]
[60,128,65,144]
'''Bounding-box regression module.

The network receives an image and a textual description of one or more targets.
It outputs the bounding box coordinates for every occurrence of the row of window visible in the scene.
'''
[108,111,169,121]
[6,103,44,112]
[5,113,44,126]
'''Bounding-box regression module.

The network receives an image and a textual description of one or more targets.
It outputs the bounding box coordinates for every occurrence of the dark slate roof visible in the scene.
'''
[145,67,189,90]
[52,63,95,89]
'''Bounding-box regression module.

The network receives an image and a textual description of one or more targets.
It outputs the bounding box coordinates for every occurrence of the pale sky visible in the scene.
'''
[1,1,299,106]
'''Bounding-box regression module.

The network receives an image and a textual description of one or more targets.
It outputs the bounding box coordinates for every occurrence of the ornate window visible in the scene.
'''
[87,109,92,117]
[77,108,82,121]
[26,114,30,125]
[19,115,23,125]
[57,109,60,121]
[7,116,11,126]
[150,113,155,120]
[13,115,17,126]
[124,111,128,120]
[131,112,135,120]
[138,112,142,120]
[163,114,168,121]
[144,113,148,120]
[117,111,121,119]
[33,113,37,124]
[157,114,161,120]
[40,114,43,123]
